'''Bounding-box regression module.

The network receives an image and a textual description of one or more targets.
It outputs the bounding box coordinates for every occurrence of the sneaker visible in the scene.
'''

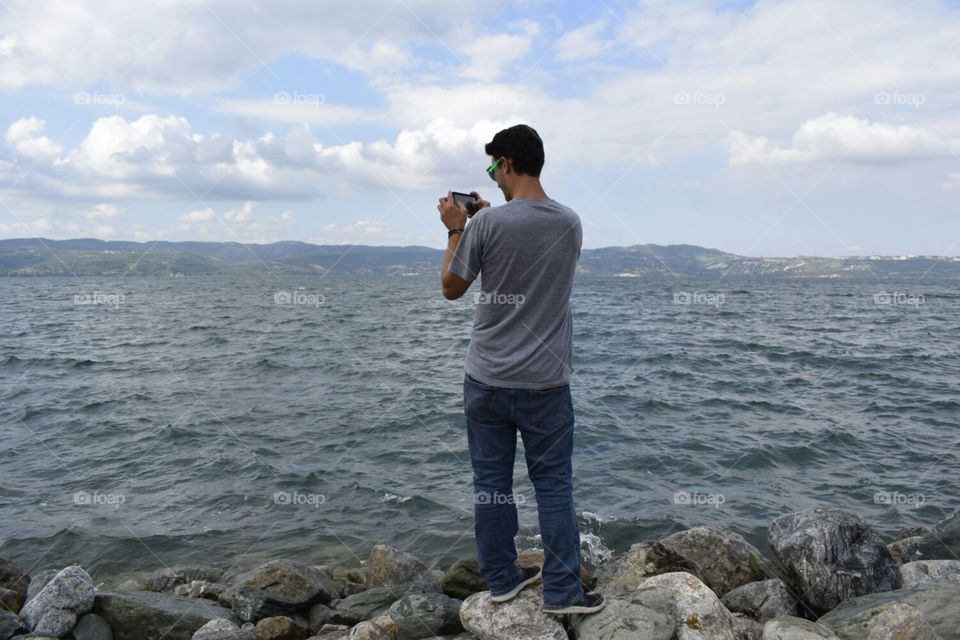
[489,565,542,603]
[543,591,606,615]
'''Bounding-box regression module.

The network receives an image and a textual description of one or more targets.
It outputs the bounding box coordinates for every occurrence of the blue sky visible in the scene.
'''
[1,0,959,256]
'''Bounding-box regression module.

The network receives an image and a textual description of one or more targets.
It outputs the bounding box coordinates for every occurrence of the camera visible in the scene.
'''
[452,191,480,217]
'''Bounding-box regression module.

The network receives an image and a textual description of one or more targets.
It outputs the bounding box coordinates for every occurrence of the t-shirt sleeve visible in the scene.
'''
[448,216,483,282]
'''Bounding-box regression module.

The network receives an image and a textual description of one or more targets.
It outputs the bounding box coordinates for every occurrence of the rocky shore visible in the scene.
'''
[2,505,959,640]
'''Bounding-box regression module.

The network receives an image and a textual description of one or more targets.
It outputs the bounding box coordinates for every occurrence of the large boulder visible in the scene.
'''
[459,588,566,640]
[761,616,839,639]
[0,610,28,638]
[595,540,699,592]
[72,612,114,640]
[231,560,337,609]
[721,579,798,623]
[19,565,95,637]
[329,587,404,626]
[816,583,960,640]
[820,601,939,640]
[768,507,897,614]
[571,589,674,640]
[0,558,28,613]
[899,559,960,589]
[640,571,738,640]
[661,526,778,597]
[900,509,960,563]
[191,618,254,640]
[364,546,440,593]
[387,592,463,640]
[441,559,486,600]
[93,588,240,640]
[253,615,308,640]
[220,586,301,623]
[140,566,225,594]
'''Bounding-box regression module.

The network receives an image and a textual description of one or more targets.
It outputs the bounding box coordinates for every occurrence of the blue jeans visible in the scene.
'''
[463,372,584,608]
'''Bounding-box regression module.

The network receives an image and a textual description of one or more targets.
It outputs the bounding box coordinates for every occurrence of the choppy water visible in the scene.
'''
[1,273,957,584]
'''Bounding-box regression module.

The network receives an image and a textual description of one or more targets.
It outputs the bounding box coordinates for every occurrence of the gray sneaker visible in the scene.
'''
[543,591,606,615]
[489,565,542,603]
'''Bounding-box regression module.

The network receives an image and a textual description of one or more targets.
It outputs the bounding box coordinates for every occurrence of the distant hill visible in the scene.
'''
[1,238,958,277]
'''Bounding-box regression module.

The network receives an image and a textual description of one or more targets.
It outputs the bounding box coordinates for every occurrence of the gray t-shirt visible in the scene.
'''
[448,197,582,390]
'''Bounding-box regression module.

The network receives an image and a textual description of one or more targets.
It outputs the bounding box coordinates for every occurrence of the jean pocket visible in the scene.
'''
[465,373,501,391]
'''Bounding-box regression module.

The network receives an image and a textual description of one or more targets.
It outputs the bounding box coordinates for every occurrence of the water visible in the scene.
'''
[1,273,957,584]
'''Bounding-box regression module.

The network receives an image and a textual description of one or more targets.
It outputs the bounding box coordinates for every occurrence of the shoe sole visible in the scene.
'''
[543,600,606,615]
[489,567,543,603]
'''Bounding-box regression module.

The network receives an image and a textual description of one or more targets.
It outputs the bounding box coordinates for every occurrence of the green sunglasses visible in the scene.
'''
[486,157,503,181]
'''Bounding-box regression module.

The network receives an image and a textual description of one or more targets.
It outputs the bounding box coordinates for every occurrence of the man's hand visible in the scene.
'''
[469,191,491,211]
[438,191,468,230]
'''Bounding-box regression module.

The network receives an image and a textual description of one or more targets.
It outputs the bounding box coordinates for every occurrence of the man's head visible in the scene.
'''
[484,124,545,201]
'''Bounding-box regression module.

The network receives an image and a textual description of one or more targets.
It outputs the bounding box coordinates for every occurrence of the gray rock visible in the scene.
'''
[761,616,839,639]
[24,570,60,607]
[816,583,960,640]
[307,603,333,633]
[364,546,440,593]
[900,510,960,563]
[71,612,113,640]
[721,579,799,623]
[310,623,350,638]
[595,540,699,592]
[253,615,308,640]
[387,593,463,640]
[661,526,778,597]
[0,588,23,616]
[732,612,763,640]
[220,585,302,623]
[19,565,95,637]
[346,619,391,640]
[92,589,240,640]
[191,618,255,640]
[0,610,28,638]
[899,559,960,589]
[231,560,337,609]
[174,581,228,601]
[768,507,897,614]
[459,588,566,640]
[330,587,404,626]
[641,571,738,640]
[0,559,28,612]
[140,567,225,594]
[571,590,674,640]
[820,601,939,640]
[440,560,485,601]
[886,536,924,567]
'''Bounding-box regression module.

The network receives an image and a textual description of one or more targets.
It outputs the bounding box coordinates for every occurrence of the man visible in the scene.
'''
[436,124,605,615]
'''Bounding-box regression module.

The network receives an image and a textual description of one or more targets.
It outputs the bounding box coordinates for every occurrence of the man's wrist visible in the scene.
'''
[447,227,464,237]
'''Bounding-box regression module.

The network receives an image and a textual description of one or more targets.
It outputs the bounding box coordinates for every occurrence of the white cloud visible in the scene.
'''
[728,112,958,165]
[555,19,612,63]
[458,21,540,82]
[175,201,292,242]
[5,118,64,162]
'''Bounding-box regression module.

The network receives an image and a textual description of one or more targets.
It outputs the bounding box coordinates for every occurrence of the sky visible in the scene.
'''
[1,0,959,256]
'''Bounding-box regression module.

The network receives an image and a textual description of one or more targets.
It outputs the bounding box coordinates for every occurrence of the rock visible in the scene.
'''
[254,615,308,640]
[140,567,225,594]
[900,510,960,563]
[0,588,23,615]
[886,537,923,567]
[571,589,674,640]
[0,610,28,638]
[0,559,28,612]
[459,588,566,640]
[221,586,301,622]
[721,579,798,623]
[821,601,939,640]
[307,603,333,633]
[896,527,930,541]
[72,612,113,640]
[661,527,778,597]
[641,571,738,640]
[731,612,763,640]
[233,560,337,609]
[24,570,59,607]
[347,619,392,640]
[899,559,960,589]
[364,546,440,593]
[174,581,228,601]
[19,565,95,637]
[312,623,350,638]
[816,583,960,640]
[768,507,897,614]
[761,616,839,639]
[441,560,485,601]
[330,587,405,626]
[93,588,240,640]
[191,618,253,640]
[387,592,463,640]
[595,540,699,592]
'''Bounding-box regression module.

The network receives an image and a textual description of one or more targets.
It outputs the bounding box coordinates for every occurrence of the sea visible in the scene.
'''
[1,273,957,584]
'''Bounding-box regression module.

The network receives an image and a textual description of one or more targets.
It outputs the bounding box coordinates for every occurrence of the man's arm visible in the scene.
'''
[441,233,472,300]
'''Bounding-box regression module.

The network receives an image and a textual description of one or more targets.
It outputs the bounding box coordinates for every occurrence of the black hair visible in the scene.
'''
[484,124,545,178]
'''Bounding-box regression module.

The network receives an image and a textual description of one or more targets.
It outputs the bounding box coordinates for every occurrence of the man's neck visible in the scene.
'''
[509,179,548,200]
